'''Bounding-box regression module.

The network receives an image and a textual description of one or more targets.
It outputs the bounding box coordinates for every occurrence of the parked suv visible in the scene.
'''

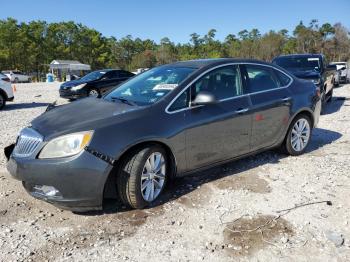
[0,73,14,109]
[6,59,321,211]
[272,54,336,110]
[59,69,134,100]
[2,70,31,83]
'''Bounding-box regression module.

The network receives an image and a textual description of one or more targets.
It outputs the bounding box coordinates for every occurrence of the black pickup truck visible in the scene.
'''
[273,54,336,111]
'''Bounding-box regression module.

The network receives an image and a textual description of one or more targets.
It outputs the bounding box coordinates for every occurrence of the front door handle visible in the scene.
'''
[235,108,249,114]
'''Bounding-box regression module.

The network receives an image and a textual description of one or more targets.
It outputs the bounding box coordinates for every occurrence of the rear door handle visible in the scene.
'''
[281,97,291,102]
[235,108,249,114]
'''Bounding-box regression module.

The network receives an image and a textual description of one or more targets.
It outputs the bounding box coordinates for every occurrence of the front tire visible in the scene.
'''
[282,114,312,156]
[0,93,6,110]
[88,88,100,98]
[117,145,168,209]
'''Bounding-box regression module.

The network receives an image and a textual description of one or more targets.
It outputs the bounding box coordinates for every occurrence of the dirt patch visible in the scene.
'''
[223,215,293,256]
[29,206,165,260]
[174,184,212,208]
[215,173,271,194]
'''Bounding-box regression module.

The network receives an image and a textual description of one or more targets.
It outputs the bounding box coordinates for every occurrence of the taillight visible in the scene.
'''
[1,77,10,82]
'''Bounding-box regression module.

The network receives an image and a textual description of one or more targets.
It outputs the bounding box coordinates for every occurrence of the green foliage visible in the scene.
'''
[0,18,349,75]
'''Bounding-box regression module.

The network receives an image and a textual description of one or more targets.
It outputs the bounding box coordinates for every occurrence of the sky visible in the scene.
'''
[0,0,349,43]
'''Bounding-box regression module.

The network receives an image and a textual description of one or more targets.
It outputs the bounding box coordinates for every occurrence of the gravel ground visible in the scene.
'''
[0,83,350,261]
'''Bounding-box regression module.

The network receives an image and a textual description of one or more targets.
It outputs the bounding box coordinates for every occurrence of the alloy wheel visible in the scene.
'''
[141,152,166,202]
[291,118,310,152]
[89,89,99,97]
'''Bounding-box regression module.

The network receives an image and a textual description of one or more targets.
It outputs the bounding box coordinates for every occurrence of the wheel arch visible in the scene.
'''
[291,109,315,127]
[103,140,177,200]
[0,88,8,100]
[278,108,315,146]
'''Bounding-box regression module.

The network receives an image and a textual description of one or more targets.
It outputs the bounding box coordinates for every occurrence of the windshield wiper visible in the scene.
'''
[110,96,137,106]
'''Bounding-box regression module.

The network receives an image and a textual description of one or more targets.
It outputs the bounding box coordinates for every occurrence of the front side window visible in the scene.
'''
[119,71,134,77]
[191,65,242,101]
[245,65,279,93]
[168,89,189,111]
[105,71,119,79]
[104,66,195,106]
[80,71,107,81]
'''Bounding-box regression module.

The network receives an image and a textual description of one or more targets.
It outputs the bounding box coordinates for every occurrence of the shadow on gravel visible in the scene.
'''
[306,128,342,152]
[322,96,346,115]
[79,127,341,216]
[3,102,49,111]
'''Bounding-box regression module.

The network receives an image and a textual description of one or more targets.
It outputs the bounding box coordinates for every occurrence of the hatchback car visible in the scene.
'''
[6,59,321,211]
[59,69,134,99]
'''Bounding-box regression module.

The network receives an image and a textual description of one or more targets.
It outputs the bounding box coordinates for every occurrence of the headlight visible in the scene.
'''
[39,131,93,159]
[71,83,86,91]
[311,79,321,85]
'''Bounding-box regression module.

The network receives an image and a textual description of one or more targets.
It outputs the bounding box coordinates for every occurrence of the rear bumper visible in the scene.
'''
[6,148,113,212]
[7,96,14,102]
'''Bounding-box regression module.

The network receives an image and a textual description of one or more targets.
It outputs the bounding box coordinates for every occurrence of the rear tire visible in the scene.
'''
[281,114,312,156]
[0,93,6,110]
[117,145,168,209]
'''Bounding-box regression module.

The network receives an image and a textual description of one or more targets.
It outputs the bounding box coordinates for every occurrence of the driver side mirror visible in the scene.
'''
[192,91,218,106]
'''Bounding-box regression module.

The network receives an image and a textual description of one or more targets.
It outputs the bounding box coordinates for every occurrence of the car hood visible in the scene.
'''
[288,69,321,79]
[31,98,141,139]
[60,79,90,88]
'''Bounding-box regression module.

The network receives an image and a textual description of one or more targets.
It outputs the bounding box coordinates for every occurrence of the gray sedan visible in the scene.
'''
[6,59,321,211]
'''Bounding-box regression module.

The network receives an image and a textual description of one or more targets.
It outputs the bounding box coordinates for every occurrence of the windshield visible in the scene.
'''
[104,66,195,106]
[80,71,107,81]
[274,57,321,72]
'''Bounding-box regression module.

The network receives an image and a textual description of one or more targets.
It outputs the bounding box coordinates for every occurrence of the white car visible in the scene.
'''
[0,73,14,109]
[331,62,348,86]
[2,70,31,83]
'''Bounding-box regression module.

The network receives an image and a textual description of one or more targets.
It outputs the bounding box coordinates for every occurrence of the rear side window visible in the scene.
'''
[245,65,279,93]
[274,69,291,87]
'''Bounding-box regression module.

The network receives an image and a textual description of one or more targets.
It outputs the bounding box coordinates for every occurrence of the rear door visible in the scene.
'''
[242,64,292,151]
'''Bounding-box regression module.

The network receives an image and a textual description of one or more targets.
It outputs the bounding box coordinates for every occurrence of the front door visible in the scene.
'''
[184,65,252,170]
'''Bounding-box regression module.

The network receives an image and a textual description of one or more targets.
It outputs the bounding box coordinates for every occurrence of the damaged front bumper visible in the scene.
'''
[5,143,113,212]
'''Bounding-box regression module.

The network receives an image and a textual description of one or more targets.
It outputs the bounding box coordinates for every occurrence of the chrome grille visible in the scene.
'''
[13,128,43,158]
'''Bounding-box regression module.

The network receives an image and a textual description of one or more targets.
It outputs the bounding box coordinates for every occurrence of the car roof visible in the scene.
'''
[166,58,273,69]
[274,54,323,60]
[93,69,130,73]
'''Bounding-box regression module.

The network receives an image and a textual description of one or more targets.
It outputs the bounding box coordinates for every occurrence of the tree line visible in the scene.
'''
[0,18,349,77]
